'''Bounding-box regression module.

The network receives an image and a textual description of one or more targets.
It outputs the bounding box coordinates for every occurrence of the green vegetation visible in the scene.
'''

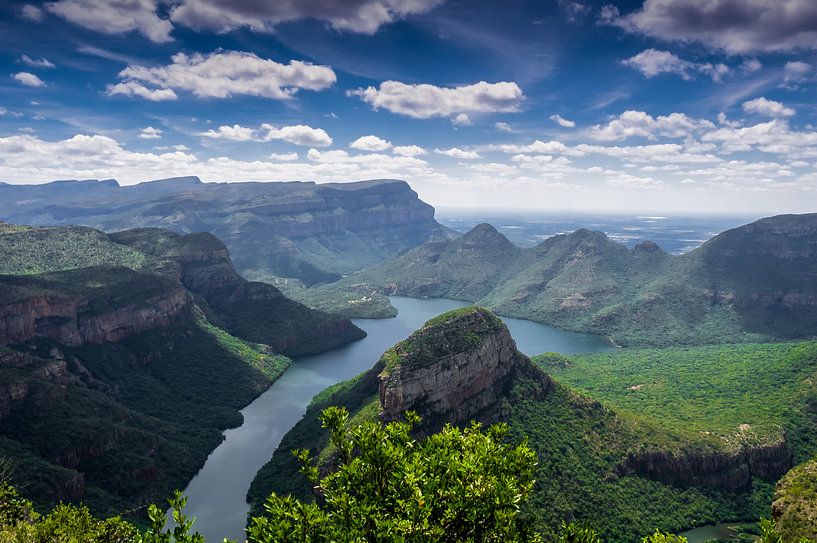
[536,341,817,462]
[0,305,289,518]
[0,226,160,276]
[774,458,817,541]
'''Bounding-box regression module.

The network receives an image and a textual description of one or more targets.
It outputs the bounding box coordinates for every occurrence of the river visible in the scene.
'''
[180,296,616,542]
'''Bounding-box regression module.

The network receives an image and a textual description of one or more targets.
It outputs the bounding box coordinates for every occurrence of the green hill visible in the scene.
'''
[248,308,802,541]
[332,214,817,346]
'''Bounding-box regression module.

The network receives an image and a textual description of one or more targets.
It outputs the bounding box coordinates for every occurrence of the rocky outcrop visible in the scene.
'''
[772,458,817,541]
[619,434,792,489]
[0,288,190,347]
[378,307,550,424]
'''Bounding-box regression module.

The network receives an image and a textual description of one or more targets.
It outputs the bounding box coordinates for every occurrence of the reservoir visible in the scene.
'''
[181,296,616,542]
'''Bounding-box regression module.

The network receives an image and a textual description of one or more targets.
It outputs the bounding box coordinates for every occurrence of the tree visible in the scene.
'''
[247,407,542,542]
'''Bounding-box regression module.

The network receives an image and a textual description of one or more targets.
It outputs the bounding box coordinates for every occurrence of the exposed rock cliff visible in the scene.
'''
[619,435,792,489]
[378,307,548,424]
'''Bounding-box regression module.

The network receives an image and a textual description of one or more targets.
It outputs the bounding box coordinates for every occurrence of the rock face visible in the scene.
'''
[0,276,189,347]
[0,177,452,284]
[619,436,792,489]
[378,307,549,424]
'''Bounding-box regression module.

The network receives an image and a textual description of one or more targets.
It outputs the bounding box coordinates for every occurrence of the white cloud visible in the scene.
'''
[493,140,571,155]
[783,61,812,86]
[170,0,443,35]
[200,124,256,141]
[591,110,714,141]
[550,114,576,128]
[138,126,163,139]
[107,81,178,101]
[19,55,55,69]
[495,122,512,132]
[350,135,392,152]
[452,113,472,126]
[108,51,336,101]
[392,145,426,157]
[21,4,45,21]
[262,124,332,147]
[47,0,174,43]
[435,147,481,159]
[607,0,817,54]
[742,97,795,118]
[622,49,729,81]
[12,72,45,87]
[349,80,524,119]
[268,152,299,161]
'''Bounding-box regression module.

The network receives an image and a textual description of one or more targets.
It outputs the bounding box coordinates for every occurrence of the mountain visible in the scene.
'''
[773,457,817,541]
[0,224,363,515]
[0,177,453,285]
[336,214,817,346]
[248,307,789,540]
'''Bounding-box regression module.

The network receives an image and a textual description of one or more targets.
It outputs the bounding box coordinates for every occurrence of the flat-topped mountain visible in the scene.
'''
[0,223,364,516]
[0,177,452,285]
[249,307,791,540]
[338,214,817,346]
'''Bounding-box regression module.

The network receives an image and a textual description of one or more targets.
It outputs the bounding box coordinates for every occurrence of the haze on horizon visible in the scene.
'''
[2,0,817,214]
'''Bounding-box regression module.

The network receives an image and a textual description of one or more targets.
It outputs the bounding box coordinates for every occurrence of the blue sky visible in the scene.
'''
[1,0,817,213]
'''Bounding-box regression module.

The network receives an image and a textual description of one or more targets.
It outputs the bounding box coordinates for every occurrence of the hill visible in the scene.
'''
[248,307,794,541]
[0,224,364,516]
[334,214,817,346]
[0,177,453,285]
[773,457,817,541]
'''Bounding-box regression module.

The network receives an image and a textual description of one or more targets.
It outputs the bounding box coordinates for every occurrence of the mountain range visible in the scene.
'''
[0,177,452,286]
[334,214,817,346]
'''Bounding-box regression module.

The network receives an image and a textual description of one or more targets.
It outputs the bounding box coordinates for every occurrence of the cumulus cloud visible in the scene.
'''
[392,145,426,157]
[349,80,524,119]
[742,97,795,118]
[550,114,576,128]
[434,147,481,159]
[606,0,817,54]
[591,110,714,141]
[12,72,45,87]
[495,122,513,132]
[170,0,443,35]
[20,4,44,21]
[47,0,174,43]
[261,124,333,147]
[493,140,572,155]
[268,152,299,161]
[108,51,336,101]
[138,126,163,139]
[451,113,472,126]
[350,135,392,151]
[107,81,178,101]
[783,61,812,86]
[19,55,55,69]
[200,124,256,141]
[622,49,729,81]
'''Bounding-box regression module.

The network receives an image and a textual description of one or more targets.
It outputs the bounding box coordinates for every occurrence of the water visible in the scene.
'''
[680,522,743,542]
[180,296,615,542]
[437,210,759,254]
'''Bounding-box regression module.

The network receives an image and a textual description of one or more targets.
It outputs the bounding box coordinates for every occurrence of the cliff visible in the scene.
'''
[378,307,548,424]
[0,177,452,285]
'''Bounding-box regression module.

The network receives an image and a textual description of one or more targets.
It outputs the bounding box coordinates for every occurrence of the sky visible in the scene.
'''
[1,0,817,214]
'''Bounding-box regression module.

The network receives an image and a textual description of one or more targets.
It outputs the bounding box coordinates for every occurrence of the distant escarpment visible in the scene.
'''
[0,222,361,518]
[0,177,452,285]
[249,307,774,540]
[337,214,817,346]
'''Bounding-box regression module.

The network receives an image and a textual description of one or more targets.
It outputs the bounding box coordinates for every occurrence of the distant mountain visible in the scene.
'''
[337,214,817,346]
[0,223,364,515]
[0,177,453,285]
[249,307,788,540]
